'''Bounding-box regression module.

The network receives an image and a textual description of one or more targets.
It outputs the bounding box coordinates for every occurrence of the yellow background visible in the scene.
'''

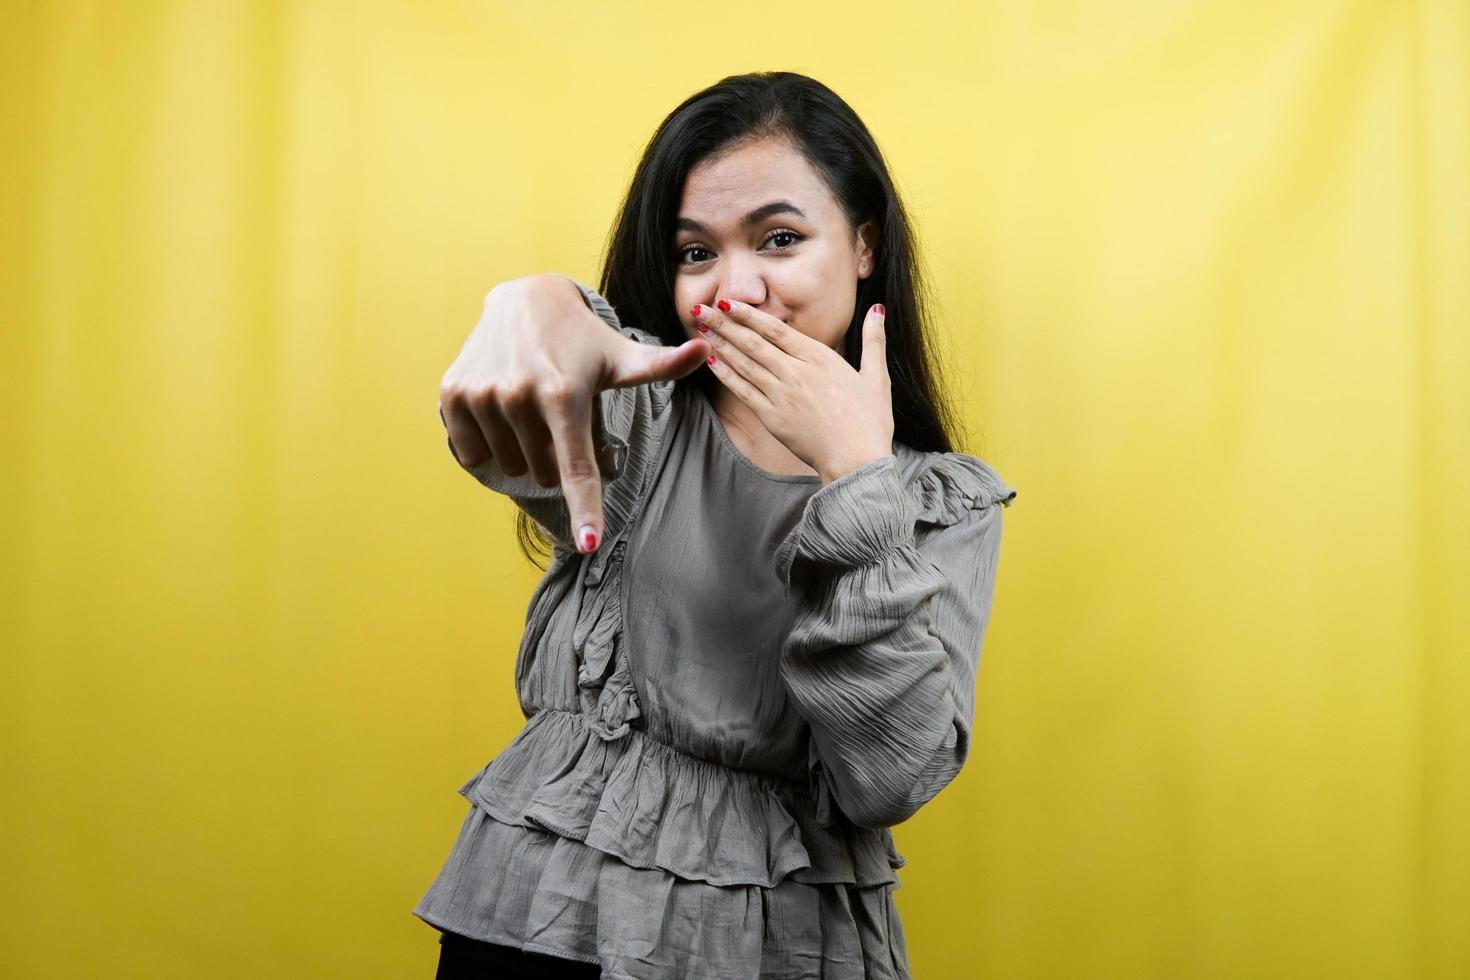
[3,1,1466,977]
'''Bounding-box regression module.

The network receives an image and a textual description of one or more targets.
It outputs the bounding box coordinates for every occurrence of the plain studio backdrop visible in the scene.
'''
[1,2,1466,978]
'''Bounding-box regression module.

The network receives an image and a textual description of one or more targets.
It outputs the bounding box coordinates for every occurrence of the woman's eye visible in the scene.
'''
[765,229,802,250]
[676,230,802,266]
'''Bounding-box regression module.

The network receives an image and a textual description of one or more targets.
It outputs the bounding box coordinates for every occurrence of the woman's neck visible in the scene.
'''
[706,385,819,478]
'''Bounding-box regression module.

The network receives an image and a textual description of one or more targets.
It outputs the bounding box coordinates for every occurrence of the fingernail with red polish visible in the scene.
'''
[578,525,598,553]
[717,299,731,313]
[876,303,886,316]
[691,304,703,318]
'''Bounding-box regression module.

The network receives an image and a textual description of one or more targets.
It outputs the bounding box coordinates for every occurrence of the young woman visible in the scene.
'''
[420,71,1017,979]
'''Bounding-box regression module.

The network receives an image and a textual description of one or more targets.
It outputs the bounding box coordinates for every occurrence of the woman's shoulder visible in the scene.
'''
[892,444,1018,526]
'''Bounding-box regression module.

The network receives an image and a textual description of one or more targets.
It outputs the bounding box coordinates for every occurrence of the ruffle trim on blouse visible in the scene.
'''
[456,707,907,890]
[910,450,1018,526]
[568,373,677,740]
[573,535,644,740]
[773,449,1016,591]
[413,806,912,980]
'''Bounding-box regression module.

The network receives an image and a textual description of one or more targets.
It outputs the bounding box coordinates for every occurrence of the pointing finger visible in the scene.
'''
[540,386,608,554]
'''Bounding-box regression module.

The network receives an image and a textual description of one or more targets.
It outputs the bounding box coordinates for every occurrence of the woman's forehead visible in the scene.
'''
[679,141,836,226]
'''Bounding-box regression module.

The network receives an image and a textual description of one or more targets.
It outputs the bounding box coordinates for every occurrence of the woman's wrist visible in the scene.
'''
[488,272,581,308]
[816,448,895,487]
[477,274,601,342]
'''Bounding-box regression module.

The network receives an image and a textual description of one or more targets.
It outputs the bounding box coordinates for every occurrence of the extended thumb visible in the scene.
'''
[608,334,711,389]
[859,303,887,377]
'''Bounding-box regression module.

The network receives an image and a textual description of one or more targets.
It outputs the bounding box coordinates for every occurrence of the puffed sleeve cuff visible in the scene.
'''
[774,453,919,588]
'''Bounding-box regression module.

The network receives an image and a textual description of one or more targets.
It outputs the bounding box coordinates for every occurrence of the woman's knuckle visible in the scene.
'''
[499,379,536,410]
[537,377,579,407]
[559,455,597,481]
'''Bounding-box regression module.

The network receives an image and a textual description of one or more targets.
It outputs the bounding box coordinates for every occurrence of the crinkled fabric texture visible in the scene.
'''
[416,801,910,979]
[418,279,1017,978]
[415,710,911,979]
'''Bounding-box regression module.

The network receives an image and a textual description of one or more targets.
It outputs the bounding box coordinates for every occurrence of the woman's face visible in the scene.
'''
[672,136,878,352]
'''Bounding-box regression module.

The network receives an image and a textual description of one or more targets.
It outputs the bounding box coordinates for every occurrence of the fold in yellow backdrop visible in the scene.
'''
[2,2,1466,977]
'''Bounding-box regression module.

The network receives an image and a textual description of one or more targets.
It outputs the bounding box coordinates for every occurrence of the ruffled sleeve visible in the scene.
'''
[438,277,668,551]
[772,451,1017,829]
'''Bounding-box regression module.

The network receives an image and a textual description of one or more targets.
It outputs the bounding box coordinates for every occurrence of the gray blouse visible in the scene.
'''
[414,279,1017,979]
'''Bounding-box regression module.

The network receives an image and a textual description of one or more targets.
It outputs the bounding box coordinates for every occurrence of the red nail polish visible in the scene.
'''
[707,356,717,365]
[691,304,702,317]
[876,303,886,316]
[717,299,731,313]
[697,323,709,333]
[578,526,598,552]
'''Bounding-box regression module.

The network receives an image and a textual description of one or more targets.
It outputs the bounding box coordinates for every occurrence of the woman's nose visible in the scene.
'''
[717,262,766,307]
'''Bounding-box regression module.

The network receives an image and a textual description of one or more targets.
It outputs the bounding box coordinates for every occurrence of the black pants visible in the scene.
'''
[434,929,602,979]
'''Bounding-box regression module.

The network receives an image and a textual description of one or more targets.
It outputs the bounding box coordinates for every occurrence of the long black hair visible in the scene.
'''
[518,71,970,566]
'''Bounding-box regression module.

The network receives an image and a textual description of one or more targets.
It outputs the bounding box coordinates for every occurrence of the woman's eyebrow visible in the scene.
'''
[676,201,807,235]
